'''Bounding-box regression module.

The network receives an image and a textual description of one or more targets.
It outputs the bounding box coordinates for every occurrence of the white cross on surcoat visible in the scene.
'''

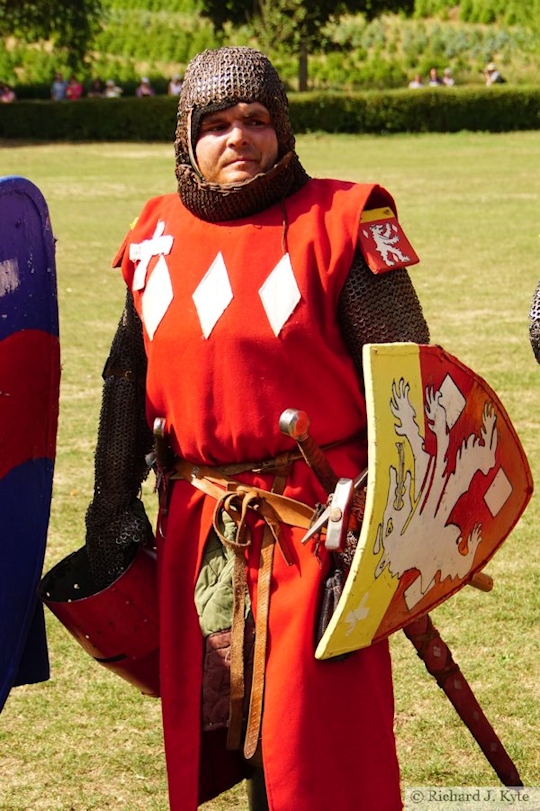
[129,220,173,290]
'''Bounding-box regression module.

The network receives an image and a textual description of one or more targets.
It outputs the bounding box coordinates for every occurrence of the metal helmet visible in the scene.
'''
[174,46,308,222]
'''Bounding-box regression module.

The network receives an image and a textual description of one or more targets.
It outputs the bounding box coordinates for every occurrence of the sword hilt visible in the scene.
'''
[469,571,493,592]
[403,613,522,786]
[279,408,338,495]
[153,417,173,469]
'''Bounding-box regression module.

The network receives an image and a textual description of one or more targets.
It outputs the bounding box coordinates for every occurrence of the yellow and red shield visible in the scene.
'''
[316,343,533,660]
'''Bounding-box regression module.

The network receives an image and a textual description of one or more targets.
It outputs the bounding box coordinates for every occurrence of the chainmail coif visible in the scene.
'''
[174,46,309,222]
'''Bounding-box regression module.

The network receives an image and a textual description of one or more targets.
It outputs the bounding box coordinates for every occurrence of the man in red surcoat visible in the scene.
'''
[84,47,430,810]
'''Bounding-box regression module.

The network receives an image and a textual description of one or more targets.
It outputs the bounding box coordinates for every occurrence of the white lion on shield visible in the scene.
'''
[373,376,498,609]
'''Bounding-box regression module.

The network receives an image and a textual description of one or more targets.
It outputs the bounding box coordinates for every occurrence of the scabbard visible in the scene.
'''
[403,614,522,787]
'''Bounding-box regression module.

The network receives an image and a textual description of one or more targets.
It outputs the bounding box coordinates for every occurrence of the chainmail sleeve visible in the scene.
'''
[85,290,155,589]
[338,249,430,380]
[529,281,540,363]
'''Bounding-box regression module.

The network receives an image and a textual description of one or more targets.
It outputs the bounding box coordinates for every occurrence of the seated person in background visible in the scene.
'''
[87,79,105,98]
[0,83,16,103]
[103,79,123,98]
[50,72,68,101]
[408,73,424,88]
[66,75,84,100]
[168,74,183,97]
[136,77,155,97]
[484,63,506,85]
[428,68,443,86]
[442,68,455,86]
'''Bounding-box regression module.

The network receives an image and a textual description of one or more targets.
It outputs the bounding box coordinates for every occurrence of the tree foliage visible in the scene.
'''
[200,0,414,37]
[414,0,540,27]
[199,0,414,88]
[0,0,104,62]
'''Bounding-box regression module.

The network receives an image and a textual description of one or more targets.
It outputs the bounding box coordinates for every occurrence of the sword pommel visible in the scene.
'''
[153,416,166,439]
[278,408,310,441]
[279,408,339,498]
[470,571,494,592]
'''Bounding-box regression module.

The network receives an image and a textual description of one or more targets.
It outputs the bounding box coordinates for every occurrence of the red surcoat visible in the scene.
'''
[117,178,404,810]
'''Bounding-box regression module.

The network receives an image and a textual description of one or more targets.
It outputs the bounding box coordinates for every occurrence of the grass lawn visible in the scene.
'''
[0,131,539,809]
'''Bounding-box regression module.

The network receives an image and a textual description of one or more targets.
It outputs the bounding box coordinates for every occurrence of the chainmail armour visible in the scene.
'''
[174,46,309,222]
[85,291,153,589]
[529,281,540,363]
[338,251,430,378]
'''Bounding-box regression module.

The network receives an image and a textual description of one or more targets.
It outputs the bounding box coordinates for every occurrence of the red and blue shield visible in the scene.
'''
[0,176,60,710]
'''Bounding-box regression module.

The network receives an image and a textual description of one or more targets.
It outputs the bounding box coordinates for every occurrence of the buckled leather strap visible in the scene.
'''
[243,520,274,761]
[175,457,318,759]
[172,459,315,540]
[244,471,287,762]
[213,492,253,751]
[211,476,289,759]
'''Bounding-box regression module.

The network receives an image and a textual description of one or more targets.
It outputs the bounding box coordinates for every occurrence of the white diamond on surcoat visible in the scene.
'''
[142,255,173,340]
[192,252,233,339]
[258,253,301,337]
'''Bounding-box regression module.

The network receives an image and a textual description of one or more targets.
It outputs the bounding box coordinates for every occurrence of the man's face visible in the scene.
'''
[195,102,278,185]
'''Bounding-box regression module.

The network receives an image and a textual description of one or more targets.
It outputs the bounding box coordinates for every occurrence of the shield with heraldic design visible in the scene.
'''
[0,176,60,711]
[316,342,533,660]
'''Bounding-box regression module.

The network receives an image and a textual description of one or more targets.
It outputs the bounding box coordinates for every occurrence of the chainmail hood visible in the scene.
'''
[174,46,309,222]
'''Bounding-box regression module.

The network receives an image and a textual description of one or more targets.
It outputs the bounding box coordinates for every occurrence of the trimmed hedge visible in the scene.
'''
[0,87,539,142]
[0,97,178,142]
[292,86,540,134]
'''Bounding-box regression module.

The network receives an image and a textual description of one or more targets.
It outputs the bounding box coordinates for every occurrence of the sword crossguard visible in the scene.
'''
[301,471,367,549]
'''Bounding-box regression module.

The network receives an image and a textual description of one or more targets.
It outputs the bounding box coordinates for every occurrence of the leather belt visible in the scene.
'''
[172,457,316,760]
[172,459,316,538]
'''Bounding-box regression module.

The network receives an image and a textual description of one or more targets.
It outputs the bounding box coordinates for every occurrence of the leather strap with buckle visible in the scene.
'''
[174,457,314,761]
[172,459,316,543]
[211,478,288,759]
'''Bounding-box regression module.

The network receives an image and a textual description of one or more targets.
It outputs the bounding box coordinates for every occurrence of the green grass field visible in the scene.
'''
[0,132,539,809]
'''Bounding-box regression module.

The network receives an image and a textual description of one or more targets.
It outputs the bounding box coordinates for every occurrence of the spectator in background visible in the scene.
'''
[408,73,424,89]
[66,75,84,100]
[50,72,68,101]
[103,79,123,98]
[0,83,16,103]
[484,63,506,85]
[135,77,155,97]
[442,68,455,86]
[168,74,183,97]
[428,68,443,86]
[87,79,105,98]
